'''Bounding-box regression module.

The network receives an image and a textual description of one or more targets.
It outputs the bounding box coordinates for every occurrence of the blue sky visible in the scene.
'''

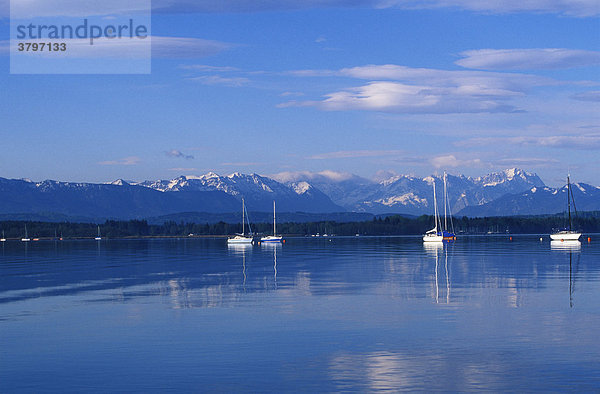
[1,0,599,187]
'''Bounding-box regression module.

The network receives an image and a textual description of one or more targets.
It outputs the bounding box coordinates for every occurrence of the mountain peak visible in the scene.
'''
[291,181,312,195]
[228,172,243,178]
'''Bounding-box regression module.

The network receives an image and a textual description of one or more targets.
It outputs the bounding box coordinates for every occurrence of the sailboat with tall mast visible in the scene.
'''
[21,224,31,242]
[550,175,581,241]
[442,172,456,240]
[261,200,283,243]
[228,198,254,244]
[423,178,443,242]
[95,225,102,241]
[1,230,6,242]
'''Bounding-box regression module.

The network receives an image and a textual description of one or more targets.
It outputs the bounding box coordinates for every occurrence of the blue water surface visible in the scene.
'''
[1,236,599,392]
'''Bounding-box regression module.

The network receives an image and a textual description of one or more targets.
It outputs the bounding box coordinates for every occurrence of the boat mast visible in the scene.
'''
[242,198,245,236]
[443,172,447,232]
[567,175,572,231]
[433,180,439,232]
[25,224,28,238]
[273,200,276,236]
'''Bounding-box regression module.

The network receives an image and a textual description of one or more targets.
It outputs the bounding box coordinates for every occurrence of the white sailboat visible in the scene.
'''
[228,198,254,244]
[1,230,6,242]
[442,172,456,240]
[550,175,581,241]
[95,225,102,241]
[261,200,283,243]
[21,224,31,242]
[423,179,443,243]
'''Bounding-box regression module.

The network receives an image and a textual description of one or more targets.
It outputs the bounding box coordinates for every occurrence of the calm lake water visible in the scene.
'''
[1,236,599,392]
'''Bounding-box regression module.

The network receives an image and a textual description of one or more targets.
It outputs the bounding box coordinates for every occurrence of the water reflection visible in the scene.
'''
[228,243,252,291]
[0,237,598,312]
[261,242,281,290]
[424,242,451,304]
[569,249,581,308]
[550,240,581,251]
[328,349,512,391]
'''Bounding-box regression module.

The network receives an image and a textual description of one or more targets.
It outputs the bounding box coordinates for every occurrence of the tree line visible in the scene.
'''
[0,212,599,238]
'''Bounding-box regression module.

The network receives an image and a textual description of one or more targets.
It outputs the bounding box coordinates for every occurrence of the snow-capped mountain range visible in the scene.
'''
[0,168,598,221]
[272,168,549,215]
[133,172,339,213]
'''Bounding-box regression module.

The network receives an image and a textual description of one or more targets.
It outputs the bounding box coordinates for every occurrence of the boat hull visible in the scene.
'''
[227,236,253,244]
[260,236,282,243]
[550,232,581,241]
[442,231,456,240]
[423,234,444,242]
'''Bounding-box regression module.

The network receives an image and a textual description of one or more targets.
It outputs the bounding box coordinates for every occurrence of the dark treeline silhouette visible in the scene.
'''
[1,212,599,238]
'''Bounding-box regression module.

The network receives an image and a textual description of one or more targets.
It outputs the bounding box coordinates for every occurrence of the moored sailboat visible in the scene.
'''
[423,179,443,243]
[550,175,581,241]
[228,198,254,244]
[441,172,456,240]
[21,224,31,242]
[261,200,283,243]
[95,225,102,241]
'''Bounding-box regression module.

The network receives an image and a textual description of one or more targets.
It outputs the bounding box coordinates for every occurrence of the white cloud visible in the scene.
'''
[308,149,405,159]
[99,156,141,165]
[280,91,305,97]
[493,157,560,167]
[271,170,363,183]
[322,81,520,113]
[169,167,198,172]
[189,75,250,87]
[338,64,553,89]
[282,64,559,114]
[457,134,600,150]
[571,90,600,102]
[430,154,483,168]
[152,36,233,58]
[165,149,194,159]
[221,161,260,166]
[456,48,600,70]
[179,65,239,72]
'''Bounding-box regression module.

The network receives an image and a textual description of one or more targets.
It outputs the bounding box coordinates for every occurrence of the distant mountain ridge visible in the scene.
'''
[0,169,598,220]
[459,183,600,217]
[273,168,549,215]
[133,172,341,213]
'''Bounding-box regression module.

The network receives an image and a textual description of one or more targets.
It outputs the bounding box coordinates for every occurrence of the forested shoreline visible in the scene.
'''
[1,212,599,238]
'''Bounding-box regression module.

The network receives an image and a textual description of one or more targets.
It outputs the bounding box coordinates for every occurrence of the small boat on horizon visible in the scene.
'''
[550,175,581,241]
[261,200,283,243]
[1,230,6,242]
[228,198,253,244]
[95,225,102,241]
